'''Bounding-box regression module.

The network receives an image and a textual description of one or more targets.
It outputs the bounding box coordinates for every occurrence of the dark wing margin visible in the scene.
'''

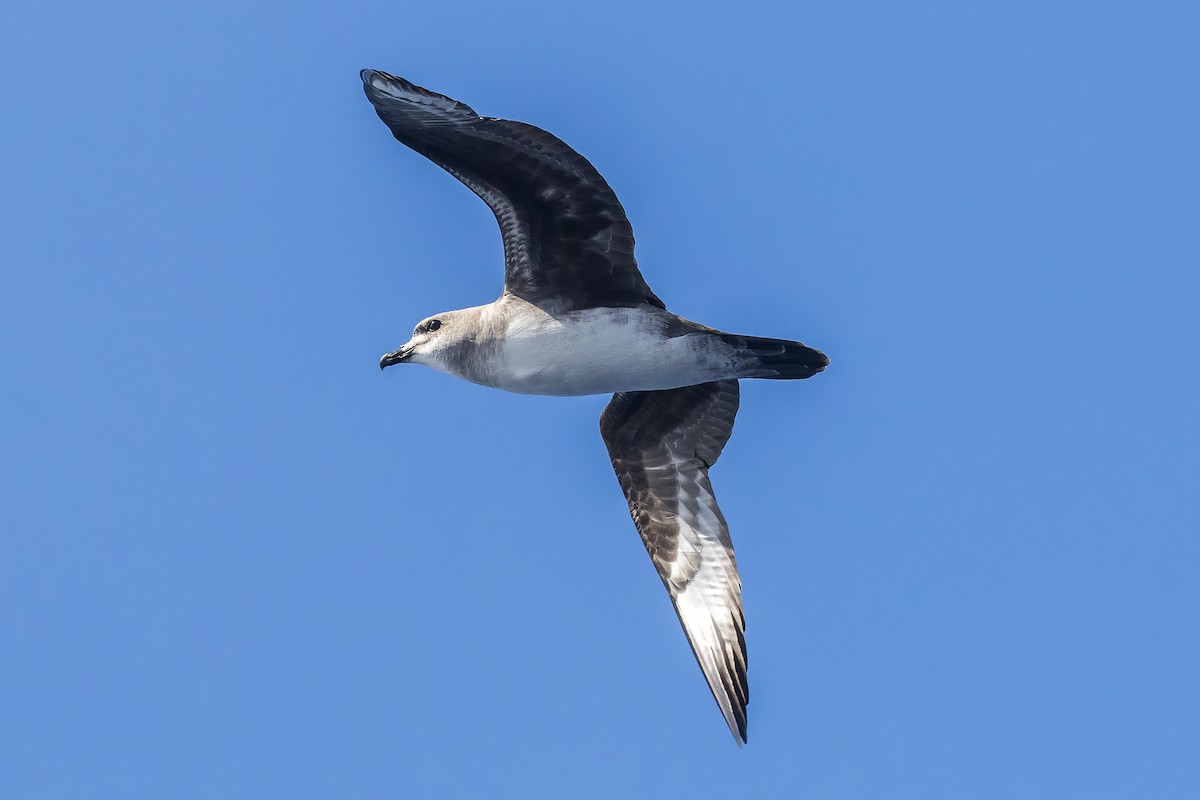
[361,69,665,312]
[599,380,748,744]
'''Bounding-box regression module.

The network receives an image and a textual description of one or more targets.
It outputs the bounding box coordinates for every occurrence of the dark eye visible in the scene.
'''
[427,319,441,332]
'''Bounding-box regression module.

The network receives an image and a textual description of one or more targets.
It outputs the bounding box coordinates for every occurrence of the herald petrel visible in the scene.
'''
[362,69,828,743]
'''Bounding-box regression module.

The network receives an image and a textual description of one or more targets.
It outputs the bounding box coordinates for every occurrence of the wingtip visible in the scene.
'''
[361,68,415,95]
[725,709,748,747]
[360,68,394,91]
[360,69,420,110]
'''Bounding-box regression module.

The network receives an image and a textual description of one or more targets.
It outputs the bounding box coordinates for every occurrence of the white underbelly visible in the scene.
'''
[488,308,726,396]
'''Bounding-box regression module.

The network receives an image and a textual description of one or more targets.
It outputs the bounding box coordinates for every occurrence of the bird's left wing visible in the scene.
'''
[599,380,748,743]
[361,69,664,313]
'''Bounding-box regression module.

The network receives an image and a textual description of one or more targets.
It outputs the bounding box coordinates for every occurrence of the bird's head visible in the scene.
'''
[379,309,473,371]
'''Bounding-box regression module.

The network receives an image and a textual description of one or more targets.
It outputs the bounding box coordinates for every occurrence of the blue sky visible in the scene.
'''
[3,1,1198,797]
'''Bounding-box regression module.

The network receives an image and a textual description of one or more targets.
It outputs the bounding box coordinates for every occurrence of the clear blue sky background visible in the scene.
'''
[2,1,1197,797]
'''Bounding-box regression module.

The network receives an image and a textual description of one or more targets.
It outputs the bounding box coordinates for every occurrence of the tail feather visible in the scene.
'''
[722,334,829,380]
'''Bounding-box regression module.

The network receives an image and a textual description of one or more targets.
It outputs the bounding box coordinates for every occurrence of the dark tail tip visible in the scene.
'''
[729,334,829,380]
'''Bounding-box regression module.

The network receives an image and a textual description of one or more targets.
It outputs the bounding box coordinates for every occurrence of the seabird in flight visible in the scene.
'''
[362,69,828,744]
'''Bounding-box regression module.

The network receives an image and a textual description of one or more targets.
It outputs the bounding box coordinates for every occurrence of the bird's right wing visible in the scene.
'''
[599,380,748,743]
[361,70,664,313]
